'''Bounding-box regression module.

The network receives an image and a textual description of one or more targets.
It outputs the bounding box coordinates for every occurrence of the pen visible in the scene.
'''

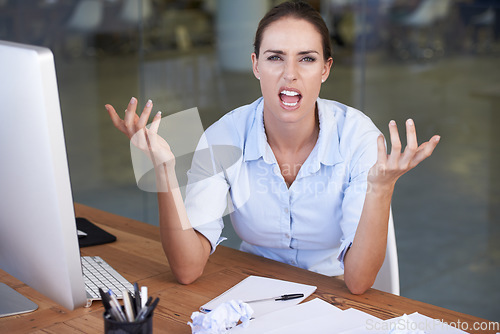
[245,293,305,303]
[141,286,148,308]
[134,297,152,317]
[128,291,137,316]
[136,297,159,322]
[133,282,141,315]
[99,287,112,311]
[100,288,123,321]
[108,290,127,322]
[122,289,135,322]
[135,305,148,321]
[135,296,153,321]
[200,293,306,313]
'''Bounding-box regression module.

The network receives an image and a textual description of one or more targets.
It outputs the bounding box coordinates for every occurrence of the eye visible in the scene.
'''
[301,56,316,62]
[267,55,282,61]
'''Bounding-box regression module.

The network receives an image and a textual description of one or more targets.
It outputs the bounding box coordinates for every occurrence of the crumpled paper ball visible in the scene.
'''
[188,300,254,334]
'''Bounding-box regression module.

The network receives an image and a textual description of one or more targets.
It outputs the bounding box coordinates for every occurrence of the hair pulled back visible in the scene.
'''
[254,1,332,61]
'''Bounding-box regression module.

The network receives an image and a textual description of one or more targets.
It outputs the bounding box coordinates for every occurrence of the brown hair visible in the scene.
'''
[254,1,332,61]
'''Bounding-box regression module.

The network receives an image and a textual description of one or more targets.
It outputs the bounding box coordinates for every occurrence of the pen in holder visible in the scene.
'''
[100,285,158,334]
[104,307,153,334]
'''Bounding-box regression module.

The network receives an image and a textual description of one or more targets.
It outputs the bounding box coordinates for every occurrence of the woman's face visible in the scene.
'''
[252,17,332,125]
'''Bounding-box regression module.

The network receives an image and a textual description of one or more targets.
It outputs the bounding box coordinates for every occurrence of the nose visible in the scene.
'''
[283,59,298,82]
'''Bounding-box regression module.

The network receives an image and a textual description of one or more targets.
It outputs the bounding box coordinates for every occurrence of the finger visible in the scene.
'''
[409,135,440,169]
[124,97,138,136]
[149,111,162,134]
[376,134,388,165]
[126,96,138,114]
[387,120,402,164]
[401,119,418,166]
[145,112,162,166]
[404,119,418,152]
[105,104,126,133]
[136,99,153,129]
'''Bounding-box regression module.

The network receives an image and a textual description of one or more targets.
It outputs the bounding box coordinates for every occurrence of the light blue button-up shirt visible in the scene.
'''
[185,97,380,276]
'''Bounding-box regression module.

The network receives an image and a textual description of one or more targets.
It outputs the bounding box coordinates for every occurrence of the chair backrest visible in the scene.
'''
[372,209,400,295]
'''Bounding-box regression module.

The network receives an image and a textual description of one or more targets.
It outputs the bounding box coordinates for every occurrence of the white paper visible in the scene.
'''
[229,298,340,333]
[198,277,471,334]
[230,298,382,334]
[200,276,316,319]
[265,306,381,334]
[341,312,470,334]
[405,313,469,334]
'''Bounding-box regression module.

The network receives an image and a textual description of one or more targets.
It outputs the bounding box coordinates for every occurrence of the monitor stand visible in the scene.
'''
[0,283,38,318]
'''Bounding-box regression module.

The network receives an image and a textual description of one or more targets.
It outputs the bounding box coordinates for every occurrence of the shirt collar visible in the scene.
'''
[315,98,344,167]
[243,97,344,167]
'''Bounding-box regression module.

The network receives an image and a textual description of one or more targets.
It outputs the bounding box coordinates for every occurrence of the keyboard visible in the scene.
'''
[81,256,134,300]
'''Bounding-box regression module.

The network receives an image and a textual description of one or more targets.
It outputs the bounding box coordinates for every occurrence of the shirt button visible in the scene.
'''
[285,233,291,238]
[284,208,289,214]
[290,260,296,265]
[273,166,280,174]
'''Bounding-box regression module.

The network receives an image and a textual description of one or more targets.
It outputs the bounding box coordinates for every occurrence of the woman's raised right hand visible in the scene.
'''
[105,97,175,169]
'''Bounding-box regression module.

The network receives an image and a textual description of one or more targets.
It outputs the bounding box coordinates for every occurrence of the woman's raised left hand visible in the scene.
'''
[368,119,440,191]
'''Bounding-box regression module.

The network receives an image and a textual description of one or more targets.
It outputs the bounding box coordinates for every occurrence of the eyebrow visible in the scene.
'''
[263,49,320,55]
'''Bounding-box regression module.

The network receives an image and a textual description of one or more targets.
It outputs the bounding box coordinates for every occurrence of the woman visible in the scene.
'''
[106,1,440,294]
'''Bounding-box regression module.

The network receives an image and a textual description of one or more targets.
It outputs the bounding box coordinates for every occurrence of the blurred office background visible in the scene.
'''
[1,0,498,321]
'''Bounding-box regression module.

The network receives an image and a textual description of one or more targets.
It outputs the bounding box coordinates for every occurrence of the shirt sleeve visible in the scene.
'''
[336,121,380,269]
[184,133,233,254]
[186,175,227,254]
[193,219,227,255]
[336,168,369,269]
[337,170,370,269]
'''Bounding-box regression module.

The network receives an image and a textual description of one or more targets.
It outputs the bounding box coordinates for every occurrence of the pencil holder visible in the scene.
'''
[103,310,153,334]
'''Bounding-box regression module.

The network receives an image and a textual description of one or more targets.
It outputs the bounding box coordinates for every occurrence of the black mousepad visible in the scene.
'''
[76,217,116,248]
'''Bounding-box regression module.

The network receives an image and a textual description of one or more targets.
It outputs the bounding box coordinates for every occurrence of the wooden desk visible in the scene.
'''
[0,204,496,333]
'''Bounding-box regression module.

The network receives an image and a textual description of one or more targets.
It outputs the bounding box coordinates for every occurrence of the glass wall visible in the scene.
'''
[1,0,498,321]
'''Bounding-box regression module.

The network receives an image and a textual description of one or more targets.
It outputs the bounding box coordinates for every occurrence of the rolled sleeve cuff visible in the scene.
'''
[337,237,354,270]
[211,237,227,254]
[193,219,226,254]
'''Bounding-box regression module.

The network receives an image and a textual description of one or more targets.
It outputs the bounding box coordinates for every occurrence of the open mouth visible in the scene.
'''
[279,89,302,107]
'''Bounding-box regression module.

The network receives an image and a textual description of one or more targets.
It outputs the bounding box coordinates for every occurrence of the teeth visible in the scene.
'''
[281,90,299,96]
[282,101,298,107]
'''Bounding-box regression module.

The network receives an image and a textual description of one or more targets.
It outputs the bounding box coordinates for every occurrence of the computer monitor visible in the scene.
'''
[0,40,88,316]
